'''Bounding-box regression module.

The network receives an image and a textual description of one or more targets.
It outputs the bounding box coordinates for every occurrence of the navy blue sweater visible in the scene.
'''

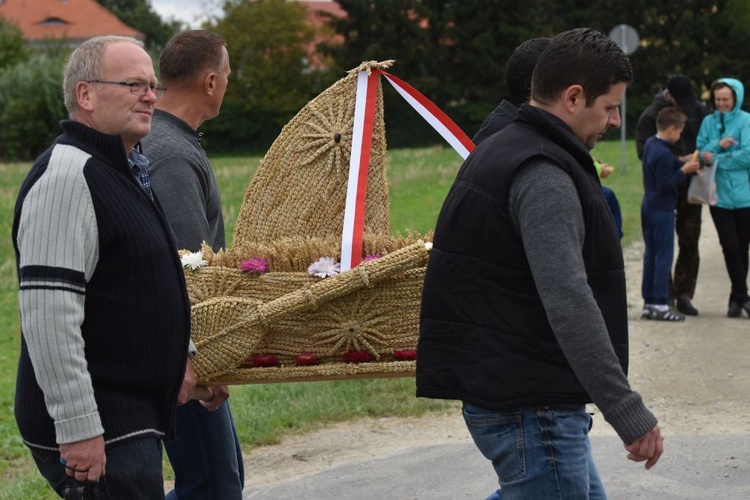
[13,120,191,449]
[642,136,686,212]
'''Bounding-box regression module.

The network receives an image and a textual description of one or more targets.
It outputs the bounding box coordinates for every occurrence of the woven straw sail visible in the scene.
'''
[187,60,430,384]
[233,60,393,245]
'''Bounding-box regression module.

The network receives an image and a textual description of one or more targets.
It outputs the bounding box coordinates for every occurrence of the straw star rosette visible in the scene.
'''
[181,60,472,385]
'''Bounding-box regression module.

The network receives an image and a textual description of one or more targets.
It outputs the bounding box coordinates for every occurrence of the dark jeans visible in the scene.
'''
[30,437,164,499]
[671,181,702,299]
[709,205,750,303]
[641,207,676,305]
[602,186,623,239]
[164,400,244,500]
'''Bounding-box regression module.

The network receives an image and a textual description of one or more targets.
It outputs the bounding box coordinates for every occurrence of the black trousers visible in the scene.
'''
[670,181,703,299]
[709,205,750,303]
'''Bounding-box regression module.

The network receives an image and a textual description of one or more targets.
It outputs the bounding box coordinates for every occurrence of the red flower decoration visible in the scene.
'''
[343,350,374,363]
[295,352,320,366]
[250,354,279,367]
[393,349,417,361]
[362,253,382,263]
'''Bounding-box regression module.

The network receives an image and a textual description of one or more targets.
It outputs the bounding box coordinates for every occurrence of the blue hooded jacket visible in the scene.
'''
[696,77,750,209]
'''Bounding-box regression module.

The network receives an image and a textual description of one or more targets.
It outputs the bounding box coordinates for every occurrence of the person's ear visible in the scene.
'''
[562,84,584,113]
[77,81,95,111]
[204,72,217,96]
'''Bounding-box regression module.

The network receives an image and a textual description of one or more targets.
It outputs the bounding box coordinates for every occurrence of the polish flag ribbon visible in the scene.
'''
[340,68,475,271]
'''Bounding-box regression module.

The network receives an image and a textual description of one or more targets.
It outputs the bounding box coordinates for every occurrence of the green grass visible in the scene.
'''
[0,140,645,497]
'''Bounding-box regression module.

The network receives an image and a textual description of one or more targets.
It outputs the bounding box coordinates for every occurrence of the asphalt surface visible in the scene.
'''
[242,435,750,499]
[242,217,750,499]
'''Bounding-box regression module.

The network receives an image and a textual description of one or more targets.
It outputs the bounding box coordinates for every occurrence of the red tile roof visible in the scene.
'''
[300,0,346,27]
[0,0,143,44]
[298,1,346,69]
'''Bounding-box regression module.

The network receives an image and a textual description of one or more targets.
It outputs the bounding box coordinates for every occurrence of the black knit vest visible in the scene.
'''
[417,104,628,409]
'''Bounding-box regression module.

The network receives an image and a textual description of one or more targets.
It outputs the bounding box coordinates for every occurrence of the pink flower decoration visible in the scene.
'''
[239,257,269,275]
[362,254,382,263]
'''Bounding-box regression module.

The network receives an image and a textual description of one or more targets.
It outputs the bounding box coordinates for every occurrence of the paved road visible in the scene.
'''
[243,217,750,499]
[243,434,750,499]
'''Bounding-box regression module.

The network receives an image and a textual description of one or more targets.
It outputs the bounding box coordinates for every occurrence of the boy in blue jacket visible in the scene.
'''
[641,107,700,320]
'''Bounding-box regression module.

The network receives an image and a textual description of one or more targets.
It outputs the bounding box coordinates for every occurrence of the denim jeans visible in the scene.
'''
[29,437,164,499]
[641,207,676,305]
[462,403,606,500]
[164,400,244,500]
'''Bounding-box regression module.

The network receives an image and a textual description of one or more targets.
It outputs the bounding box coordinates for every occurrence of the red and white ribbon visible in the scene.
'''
[380,70,475,160]
[340,70,379,271]
[340,68,475,271]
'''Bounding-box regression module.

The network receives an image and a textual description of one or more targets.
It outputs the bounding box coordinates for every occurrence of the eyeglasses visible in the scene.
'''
[87,80,167,99]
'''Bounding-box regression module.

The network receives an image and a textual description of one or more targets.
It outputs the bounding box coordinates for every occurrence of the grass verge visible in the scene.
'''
[0,140,644,497]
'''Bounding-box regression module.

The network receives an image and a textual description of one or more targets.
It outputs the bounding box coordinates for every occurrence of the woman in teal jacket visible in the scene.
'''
[697,78,750,317]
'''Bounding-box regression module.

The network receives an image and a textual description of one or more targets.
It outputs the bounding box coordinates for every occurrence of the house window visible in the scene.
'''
[40,17,70,26]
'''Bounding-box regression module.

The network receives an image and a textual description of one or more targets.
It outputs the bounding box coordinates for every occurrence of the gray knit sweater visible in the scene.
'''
[510,160,656,442]
[143,109,225,252]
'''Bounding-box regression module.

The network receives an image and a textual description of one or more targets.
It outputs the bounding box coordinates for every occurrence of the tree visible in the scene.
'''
[323,0,750,145]
[0,17,27,70]
[96,0,181,51]
[203,0,328,151]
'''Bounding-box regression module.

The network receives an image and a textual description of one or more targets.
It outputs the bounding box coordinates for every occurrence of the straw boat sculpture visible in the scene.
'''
[183,61,432,385]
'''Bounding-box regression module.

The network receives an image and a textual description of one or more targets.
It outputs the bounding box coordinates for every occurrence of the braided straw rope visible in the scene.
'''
[191,241,429,381]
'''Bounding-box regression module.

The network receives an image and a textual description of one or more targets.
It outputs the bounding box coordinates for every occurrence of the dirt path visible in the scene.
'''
[242,219,750,488]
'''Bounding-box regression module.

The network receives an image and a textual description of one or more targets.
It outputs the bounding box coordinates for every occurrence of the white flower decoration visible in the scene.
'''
[307,256,341,278]
[181,251,207,271]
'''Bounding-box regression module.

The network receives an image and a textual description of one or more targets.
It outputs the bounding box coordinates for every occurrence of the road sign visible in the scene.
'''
[609,24,640,55]
[608,24,640,172]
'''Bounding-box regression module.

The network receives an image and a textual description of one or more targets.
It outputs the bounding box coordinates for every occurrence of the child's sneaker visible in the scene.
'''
[641,305,655,319]
[648,308,685,321]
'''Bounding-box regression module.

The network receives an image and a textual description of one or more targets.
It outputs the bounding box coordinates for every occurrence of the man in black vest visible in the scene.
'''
[418,28,663,498]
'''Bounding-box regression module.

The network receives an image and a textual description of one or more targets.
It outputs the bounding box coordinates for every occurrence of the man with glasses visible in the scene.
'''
[13,35,194,497]
[142,30,244,499]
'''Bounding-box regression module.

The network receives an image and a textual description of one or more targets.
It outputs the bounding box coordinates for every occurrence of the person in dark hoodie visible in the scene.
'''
[475,36,623,240]
[473,37,550,146]
[635,75,709,316]
[418,28,663,498]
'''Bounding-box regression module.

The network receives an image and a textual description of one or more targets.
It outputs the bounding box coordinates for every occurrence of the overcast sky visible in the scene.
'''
[149,0,224,28]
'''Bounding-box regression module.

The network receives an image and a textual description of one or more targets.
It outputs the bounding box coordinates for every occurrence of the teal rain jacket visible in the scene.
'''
[696,77,750,209]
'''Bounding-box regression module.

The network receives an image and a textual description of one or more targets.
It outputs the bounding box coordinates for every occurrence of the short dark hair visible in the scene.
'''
[531,28,633,106]
[505,37,550,106]
[656,107,686,131]
[159,30,226,87]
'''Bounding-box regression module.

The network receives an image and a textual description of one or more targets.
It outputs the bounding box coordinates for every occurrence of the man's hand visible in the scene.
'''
[624,425,664,469]
[60,435,106,483]
[199,385,231,412]
[178,357,197,405]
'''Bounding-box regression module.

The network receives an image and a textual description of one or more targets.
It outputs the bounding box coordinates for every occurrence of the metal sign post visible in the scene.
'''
[608,24,640,173]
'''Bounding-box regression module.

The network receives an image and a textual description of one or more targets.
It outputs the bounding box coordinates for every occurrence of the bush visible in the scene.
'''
[0,48,69,161]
